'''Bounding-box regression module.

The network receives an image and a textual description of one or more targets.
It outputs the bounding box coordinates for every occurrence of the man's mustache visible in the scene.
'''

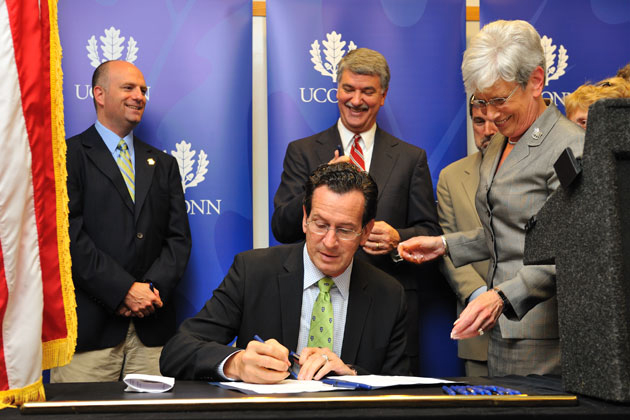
[344,101,369,112]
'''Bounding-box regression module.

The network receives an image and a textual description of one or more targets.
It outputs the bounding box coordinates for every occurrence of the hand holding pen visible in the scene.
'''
[223,335,293,384]
[328,144,350,165]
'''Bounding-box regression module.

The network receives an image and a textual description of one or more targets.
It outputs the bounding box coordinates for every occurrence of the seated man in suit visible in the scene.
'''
[160,163,409,383]
[271,47,441,375]
[436,99,497,376]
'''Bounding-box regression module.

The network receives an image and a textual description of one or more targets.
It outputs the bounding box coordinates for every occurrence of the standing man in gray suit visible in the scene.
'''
[436,100,497,376]
[398,20,584,376]
[272,48,442,375]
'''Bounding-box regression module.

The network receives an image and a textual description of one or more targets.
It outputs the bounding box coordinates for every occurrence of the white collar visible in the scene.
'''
[337,119,376,152]
[302,244,351,300]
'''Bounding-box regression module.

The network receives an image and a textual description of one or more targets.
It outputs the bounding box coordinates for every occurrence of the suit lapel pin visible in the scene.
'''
[147,158,155,166]
[532,127,543,140]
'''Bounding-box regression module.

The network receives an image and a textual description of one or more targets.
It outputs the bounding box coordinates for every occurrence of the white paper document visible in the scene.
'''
[214,379,343,395]
[213,375,455,395]
[123,374,175,393]
[327,374,455,389]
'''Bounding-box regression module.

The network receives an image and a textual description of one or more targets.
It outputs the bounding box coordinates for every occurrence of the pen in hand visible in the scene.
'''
[253,335,299,379]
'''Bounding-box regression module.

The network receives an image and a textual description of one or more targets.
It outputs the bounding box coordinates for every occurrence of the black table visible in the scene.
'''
[3,376,629,419]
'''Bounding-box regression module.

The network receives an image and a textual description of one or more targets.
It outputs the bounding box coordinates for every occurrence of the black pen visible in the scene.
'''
[253,335,299,379]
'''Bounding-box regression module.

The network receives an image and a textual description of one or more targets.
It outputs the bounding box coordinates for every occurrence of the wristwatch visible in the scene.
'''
[391,250,403,263]
[492,287,511,314]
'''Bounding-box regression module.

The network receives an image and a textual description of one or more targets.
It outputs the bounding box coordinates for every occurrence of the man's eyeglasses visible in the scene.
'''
[306,220,362,241]
[471,85,519,109]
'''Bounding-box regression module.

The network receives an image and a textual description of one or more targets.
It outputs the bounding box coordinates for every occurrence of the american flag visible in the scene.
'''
[0,0,75,407]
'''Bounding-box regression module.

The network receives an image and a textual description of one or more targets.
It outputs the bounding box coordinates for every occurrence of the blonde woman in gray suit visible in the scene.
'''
[398,20,584,376]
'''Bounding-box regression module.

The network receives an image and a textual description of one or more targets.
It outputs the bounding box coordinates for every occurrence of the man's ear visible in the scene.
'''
[359,219,375,246]
[93,85,105,107]
[302,205,308,234]
[380,88,388,106]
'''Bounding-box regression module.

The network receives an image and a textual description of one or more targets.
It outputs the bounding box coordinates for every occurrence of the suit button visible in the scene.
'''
[136,232,144,239]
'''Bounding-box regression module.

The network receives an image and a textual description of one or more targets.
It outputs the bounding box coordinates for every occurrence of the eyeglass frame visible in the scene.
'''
[305,219,363,241]
[470,85,520,109]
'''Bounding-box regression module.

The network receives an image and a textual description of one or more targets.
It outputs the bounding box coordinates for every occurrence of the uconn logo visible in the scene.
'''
[540,35,570,108]
[75,27,150,101]
[169,141,221,217]
[299,31,357,104]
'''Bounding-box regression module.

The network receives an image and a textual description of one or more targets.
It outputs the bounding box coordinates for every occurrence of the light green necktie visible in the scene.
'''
[116,139,135,202]
[308,277,334,350]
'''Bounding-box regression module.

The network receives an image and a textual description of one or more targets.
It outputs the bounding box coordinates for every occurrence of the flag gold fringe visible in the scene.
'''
[0,377,45,408]
[41,0,77,371]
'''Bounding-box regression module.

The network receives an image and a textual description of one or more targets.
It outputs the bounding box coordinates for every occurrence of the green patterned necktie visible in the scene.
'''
[308,277,334,350]
[116,139,135,202]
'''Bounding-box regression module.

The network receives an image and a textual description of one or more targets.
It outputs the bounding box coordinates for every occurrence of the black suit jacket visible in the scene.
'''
[159,243,409,380]
[271,124,441,289]
[67,125,191,352]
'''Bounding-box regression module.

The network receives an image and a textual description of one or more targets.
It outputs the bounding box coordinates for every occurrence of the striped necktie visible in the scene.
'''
[116,139,135,202]
[308,277,334,350]
[349,134,365,171]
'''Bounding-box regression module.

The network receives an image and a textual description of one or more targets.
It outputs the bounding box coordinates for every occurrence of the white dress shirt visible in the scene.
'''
[296,245,351,356]
[337,119,376,172]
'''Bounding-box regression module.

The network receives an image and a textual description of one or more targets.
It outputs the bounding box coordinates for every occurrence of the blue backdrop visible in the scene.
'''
[481,0,630,114]
[267,0,467,376]
[58,0,253,322]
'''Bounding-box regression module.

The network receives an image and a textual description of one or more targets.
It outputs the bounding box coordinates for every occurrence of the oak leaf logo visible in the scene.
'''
[310,31,357,82]
[541,35,568,86]
[86,26,139,68]
[170,141,209,192]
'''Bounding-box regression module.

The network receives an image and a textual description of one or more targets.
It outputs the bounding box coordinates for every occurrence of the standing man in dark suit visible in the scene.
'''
[160,163,408,382]
[436,101,497,376]
[271,48,441,374]
[52,60,191,382]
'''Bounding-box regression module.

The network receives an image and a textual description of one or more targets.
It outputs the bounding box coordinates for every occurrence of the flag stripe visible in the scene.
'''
[0,243,9,390]
[0,0,74,404]
[7,0,66,346]
[0,0,44,392]
[41,0,75,370]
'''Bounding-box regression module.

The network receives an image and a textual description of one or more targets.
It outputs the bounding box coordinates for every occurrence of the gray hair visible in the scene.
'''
[461,20,545,94]
[337,48,390,91]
